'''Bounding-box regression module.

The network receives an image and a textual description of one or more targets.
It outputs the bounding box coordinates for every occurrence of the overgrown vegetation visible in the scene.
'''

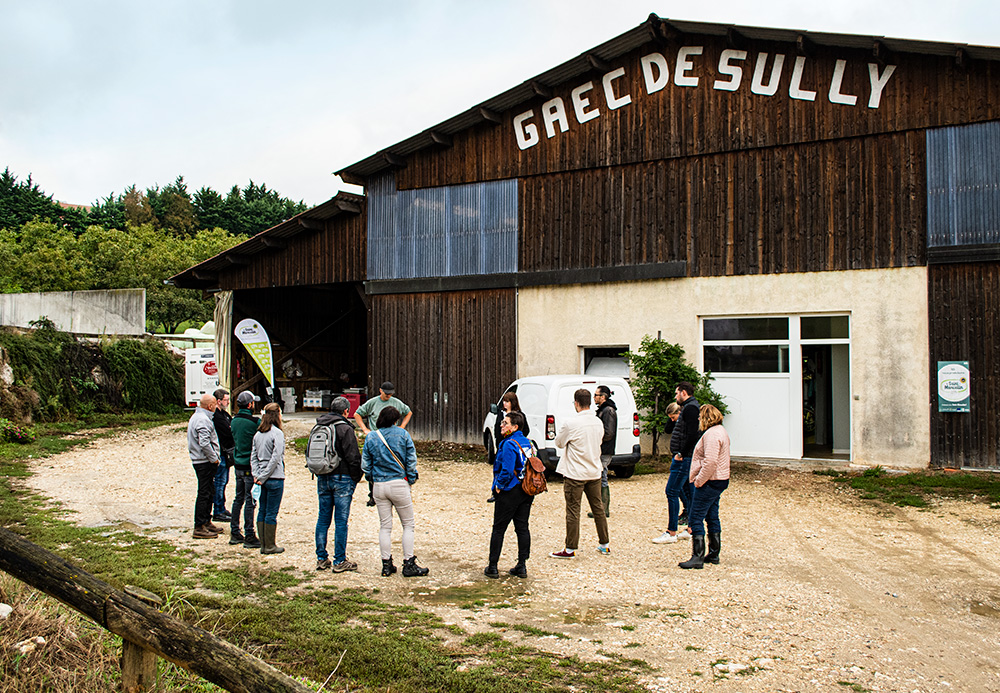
[814,466,1000,508]
[623,335,728,454]
[0,419,652,692]
[0,320,183,422]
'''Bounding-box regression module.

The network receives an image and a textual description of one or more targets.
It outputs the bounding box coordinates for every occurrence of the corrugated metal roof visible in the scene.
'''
[337,14,1000,183]
[169,191,365,289]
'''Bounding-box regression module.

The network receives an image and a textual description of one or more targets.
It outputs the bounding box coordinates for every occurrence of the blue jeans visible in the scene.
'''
[687,479,729,537]
[213,460,230,517]
[257,478,284,526]
[316,475,357,563]
[665,457,693,532]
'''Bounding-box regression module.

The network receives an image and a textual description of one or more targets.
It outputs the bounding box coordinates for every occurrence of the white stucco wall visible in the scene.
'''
[517,267,929,469]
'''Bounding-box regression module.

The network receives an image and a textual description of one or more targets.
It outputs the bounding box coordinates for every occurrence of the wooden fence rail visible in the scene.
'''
[0,527,310,693]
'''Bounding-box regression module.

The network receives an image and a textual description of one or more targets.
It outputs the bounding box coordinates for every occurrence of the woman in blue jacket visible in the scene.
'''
[361,406,429,578]
[485,411,534,579]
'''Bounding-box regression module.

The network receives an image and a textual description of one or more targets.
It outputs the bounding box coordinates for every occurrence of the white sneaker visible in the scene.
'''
[652,531,678,544]
[677,529,691,540]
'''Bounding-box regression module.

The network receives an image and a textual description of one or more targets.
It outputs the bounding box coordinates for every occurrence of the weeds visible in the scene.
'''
[489,622,570,639]
[823,467,1000,507]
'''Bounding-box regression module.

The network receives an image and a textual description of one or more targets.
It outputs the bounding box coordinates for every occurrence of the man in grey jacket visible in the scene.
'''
[188,393,222,539]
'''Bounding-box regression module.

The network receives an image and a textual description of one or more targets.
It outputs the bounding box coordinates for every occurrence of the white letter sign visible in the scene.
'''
[640,52,670,94]
[571,82,600,123]
[714,49,747,92]
[674,46,703,87]
[513,110,539,150]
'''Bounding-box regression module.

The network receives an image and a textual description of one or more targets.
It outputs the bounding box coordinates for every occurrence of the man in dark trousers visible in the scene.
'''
[314,396,363,572]
[589,385,617,519]
[229,390,261,548]
[188,393,221,539]
[211,388,234,522]
[669,381,702,531]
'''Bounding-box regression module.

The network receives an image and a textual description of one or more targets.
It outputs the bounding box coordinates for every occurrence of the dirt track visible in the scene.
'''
[24,420,1000,692]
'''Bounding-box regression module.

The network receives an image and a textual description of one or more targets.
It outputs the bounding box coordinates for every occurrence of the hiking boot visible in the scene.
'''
[212,511,233,522]
[332,560,358,573]
[509,562,527,579]
[205,522,223,534]
[652,531,678,544]
[381,557,397,577]
[705,532,721,565]
[243,529,261,549]
[549,550,575,559]
[316,558,332,571]
[229,531,245,545]
[402,556,429,577]
[679,535,706,570]
[193,525,218,539]
[484,564,500,579]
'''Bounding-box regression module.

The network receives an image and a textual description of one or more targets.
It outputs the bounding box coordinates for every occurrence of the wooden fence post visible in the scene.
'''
[121,586,163,693]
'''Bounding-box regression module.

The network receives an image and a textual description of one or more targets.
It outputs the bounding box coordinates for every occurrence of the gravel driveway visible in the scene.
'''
[24,421,1000,692]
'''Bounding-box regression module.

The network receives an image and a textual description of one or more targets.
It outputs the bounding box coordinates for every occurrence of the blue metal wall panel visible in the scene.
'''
[367,173,518,280]
[927,121,1000,247]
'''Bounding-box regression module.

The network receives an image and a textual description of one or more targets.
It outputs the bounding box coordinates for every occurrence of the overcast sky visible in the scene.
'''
[1,1,997,208]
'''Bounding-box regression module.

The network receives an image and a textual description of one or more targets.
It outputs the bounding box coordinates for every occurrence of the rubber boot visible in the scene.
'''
[705,532,721,565]
[256,521,266,554]
[402,556,429,577]
[261,524,284,555]
[381,557,397,577]
[679,535,706,569]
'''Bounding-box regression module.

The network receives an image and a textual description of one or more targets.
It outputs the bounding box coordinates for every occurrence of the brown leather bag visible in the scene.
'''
[521,455,548,496]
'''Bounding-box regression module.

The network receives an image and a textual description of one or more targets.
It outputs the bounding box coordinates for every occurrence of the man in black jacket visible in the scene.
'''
[314,396,363,572]
[590,385,617,519]
[669,382,701,528]
[212,389,234,522]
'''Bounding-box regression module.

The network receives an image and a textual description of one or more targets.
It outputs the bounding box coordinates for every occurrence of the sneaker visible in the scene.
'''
[242,536,262,549]
[332,560,358,573]
[549,550,575,559]
[212,512,233,522]
[316,558,332,571]
[677,529,691,540]
[597,546,611,556]
[484,565,500,579]
[229,532,245,545]
[486,495,497,503]
[652,531,678,544]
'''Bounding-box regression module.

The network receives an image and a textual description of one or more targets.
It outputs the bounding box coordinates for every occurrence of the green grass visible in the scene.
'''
[1,417,652,692]
[489,622,570,639]
[823,466,1000,507]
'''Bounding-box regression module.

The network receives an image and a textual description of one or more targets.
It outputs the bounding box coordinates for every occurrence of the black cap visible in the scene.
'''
[236,391,260,407]
[380,381,395,393]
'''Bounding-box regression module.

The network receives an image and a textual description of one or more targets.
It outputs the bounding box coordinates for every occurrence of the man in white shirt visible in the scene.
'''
[550,389,611,558]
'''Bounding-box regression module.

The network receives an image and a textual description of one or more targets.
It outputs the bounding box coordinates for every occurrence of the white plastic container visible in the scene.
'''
[185,348,219,407]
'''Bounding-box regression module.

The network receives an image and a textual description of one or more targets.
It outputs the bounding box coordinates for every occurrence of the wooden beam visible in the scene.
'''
[261,236,288,249]
[430,130,453,147]
[872,40,895,67]
[658,19,683,43]
[298,217,324,232]
[586,53,611,72]
[382,151,407,168]
[335,199,362,215]
[479,107,502,124]
[955,47,968,69]
[727,27,749,51]
[0,528,310,693]
[796,34,815,57]
[192,270,217,282]
[225,254,249,266]
[530,80,551,98]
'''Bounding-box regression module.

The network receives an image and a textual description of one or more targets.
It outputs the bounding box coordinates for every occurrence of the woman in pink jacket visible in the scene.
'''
[679,404,730,570]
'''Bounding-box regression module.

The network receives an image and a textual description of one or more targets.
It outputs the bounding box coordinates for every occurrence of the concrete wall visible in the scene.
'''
[0,289,145,335]
[517,267,930,469]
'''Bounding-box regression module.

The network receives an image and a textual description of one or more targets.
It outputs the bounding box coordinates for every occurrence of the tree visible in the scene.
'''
[122,185,155,227]
[0,168,87,235]
[0,220,91,292]
[623,335,728,455]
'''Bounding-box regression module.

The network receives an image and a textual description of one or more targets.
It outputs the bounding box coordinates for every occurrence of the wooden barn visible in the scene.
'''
[173,15,1000,470]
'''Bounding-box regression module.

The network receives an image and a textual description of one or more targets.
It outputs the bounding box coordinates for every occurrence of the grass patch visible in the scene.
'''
[837,682,870,692]
[827,467,1000,507]
[685,645,703,651]
[1,417,652,692]
[489,622,570,639]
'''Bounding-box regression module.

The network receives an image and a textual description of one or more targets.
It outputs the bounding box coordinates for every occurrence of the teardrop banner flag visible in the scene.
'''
[234,318,274,386]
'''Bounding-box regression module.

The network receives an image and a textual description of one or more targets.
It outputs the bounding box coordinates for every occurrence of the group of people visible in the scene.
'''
[185,381,429,577]
[186,377,731,578]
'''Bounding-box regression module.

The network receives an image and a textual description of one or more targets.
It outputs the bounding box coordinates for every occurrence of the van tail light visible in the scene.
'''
[546,415,556,440]
[633,412,640,437]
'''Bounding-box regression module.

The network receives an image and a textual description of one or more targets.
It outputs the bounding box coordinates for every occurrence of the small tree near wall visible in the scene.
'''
[623,334,728,455]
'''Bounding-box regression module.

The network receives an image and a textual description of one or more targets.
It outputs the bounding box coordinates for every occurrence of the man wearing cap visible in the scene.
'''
[353,381,412,434]
[229,390,262,548]
[354,382,412,507]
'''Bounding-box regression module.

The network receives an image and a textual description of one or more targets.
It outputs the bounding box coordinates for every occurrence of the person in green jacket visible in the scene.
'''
[229,391,261,548]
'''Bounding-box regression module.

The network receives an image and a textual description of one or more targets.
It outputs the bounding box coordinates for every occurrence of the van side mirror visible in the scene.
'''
[490,403,498,415]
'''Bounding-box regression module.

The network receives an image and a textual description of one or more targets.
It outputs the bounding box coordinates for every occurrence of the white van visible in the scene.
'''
[483,375,642,478]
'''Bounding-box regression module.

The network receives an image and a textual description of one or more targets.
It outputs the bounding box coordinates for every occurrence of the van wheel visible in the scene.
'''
[484,431,494,463]
[612,465,635,479]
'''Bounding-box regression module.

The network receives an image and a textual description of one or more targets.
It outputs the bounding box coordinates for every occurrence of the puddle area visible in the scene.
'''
[562,603,620,625]
[411,581,531,609]
[969,599,1000,618]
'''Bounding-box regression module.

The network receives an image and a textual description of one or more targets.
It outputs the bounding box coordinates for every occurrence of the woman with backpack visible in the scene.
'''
[361,406,429,578]
[487,392,531,502]
[485,410,535,580]
[251,403,286,555]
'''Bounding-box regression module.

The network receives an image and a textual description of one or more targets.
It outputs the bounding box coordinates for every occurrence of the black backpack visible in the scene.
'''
[304,421,349,476]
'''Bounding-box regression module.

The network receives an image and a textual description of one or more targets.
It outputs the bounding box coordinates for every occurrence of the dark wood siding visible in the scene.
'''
[520,130,926,275]
[369,289,516,444]
[219,213,366,290]
[928,262,1000,469]
[398,39,999,190]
